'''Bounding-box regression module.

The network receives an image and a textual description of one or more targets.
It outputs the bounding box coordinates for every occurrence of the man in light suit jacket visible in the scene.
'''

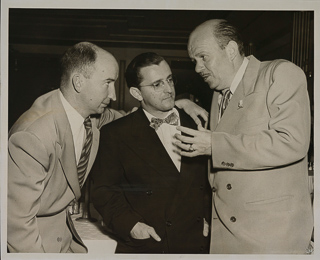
[7,42,208,253]
[7,42,123,253]
[175,19,313,254]
[91,52,212,253]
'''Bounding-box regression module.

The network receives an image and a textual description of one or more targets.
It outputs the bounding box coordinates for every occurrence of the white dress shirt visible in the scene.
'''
[143,108,181,172]
[59,90,86,164]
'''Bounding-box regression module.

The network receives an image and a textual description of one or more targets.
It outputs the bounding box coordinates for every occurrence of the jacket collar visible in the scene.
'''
[210,55,261,131]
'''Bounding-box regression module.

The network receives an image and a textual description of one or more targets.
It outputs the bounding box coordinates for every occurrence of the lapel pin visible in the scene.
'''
[238,100,243,109]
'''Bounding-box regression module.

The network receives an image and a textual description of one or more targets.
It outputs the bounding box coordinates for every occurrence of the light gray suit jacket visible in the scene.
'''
[7,89,122,252]
[209,56,313,254]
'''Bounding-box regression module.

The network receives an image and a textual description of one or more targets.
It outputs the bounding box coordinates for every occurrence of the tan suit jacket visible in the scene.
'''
[7,89,122,252]
[209,56,313,254]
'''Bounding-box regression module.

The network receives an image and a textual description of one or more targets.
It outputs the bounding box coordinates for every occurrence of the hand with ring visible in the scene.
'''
[174,124,212,157]
[188,144,195,152]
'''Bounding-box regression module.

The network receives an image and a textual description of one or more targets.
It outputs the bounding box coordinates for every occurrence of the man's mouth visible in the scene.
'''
[200,73,210,81]
[163,95,174,100]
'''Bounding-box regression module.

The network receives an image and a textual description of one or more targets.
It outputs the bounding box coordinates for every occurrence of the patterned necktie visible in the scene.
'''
[219,89,232,121]
[77,117,93,188]
[150,112,179,130]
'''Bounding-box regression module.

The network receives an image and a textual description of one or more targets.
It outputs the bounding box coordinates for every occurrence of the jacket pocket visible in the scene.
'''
[245,195,294,212]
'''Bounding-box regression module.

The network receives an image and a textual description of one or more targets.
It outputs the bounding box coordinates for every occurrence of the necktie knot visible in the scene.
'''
[219,89,232,121]
[150,112,179,130]
[84,117,92,129]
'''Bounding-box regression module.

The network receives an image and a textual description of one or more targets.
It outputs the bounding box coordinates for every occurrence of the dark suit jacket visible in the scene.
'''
[7,89,122,253]
[92,107,211,253]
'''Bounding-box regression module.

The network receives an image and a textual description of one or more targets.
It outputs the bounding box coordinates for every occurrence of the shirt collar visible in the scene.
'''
[229,57,249,94]
[143,108,179,122]
[59,89,85,131]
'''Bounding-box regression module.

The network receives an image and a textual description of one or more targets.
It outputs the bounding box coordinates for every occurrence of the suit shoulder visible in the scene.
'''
[99,110,136,134]
[261,59,304,75]
[10,100,56,137]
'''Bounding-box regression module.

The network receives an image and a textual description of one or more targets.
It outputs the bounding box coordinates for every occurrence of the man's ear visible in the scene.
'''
[72,74,82,93]
[225,40,239,61]
[129,87,143,101]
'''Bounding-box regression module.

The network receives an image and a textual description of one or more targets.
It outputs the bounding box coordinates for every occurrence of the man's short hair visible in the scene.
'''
[213,20,245,56]
[60,42,99,88]
[125,52,165,88]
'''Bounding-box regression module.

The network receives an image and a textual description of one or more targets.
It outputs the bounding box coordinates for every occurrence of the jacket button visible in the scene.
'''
[200,185,203,190]
[212,187,217,192]
[226,184,232,190]
[57,237,62,242]
[221,161,226,166]
[166,221,172,227]
[230,163,234,167]
[200,246,204,251]
[230,216,236,222]
[146,190,153,196]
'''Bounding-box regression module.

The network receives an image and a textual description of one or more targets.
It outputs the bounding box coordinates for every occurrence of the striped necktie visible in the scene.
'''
[218,89,232,121]
[77,117,93,188]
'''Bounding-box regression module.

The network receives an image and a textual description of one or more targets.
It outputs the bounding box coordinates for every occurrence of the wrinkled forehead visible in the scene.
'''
[188,30,215,56]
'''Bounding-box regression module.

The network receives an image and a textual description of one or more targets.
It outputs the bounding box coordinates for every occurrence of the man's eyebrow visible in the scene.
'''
[104,78,115,82]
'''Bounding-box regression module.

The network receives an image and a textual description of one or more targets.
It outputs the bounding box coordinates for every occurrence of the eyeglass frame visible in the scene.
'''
[139,74,177,92]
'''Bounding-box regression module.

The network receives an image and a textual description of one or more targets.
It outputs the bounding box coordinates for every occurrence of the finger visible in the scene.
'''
[190,113,201,126]
[199,111,209,123]
[174,141,193,152]
[203,218,209,237]
[203,227,209,237]
[148,228,161,242]
[174,134,194,144]
[176,126,200,136]
[197,124,205,131]
[179,150,198,157]
[204,120,209,129]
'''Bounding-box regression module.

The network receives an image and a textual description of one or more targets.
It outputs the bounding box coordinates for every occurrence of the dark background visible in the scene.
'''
[8,9,314,162]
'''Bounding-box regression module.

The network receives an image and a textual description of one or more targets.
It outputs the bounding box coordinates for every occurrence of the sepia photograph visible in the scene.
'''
[1,0,319,259]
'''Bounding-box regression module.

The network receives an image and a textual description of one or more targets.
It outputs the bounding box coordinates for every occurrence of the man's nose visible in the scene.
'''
[195,61,204,74]
[163,81,173,93]
[108,85,116,101]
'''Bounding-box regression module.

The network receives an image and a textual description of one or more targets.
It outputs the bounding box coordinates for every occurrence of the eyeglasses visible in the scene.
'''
[140,75,177,92]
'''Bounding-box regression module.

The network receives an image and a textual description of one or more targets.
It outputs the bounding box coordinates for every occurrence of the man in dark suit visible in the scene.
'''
[91,52,212,254]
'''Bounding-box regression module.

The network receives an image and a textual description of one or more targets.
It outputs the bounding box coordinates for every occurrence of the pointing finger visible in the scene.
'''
[147,228,161,242]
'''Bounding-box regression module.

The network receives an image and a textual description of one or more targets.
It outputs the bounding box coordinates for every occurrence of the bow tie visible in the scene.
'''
[150,112,179,130]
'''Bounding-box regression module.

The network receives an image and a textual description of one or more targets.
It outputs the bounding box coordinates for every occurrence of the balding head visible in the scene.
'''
[59,42,119,118]
[188,19,244,57]
[187,19,245,91]
[60,42,117,91]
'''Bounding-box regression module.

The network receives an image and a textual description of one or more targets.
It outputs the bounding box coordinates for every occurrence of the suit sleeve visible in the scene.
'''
[7,131,50,252]
[211,61,311,170]
[91,128,143,241]
[96,108,124,130]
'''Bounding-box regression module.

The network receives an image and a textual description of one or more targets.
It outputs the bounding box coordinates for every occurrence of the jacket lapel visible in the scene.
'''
[166,109,200,217]
[52,91,81,200]
[126,108,179,183]
[214,55,261,132]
